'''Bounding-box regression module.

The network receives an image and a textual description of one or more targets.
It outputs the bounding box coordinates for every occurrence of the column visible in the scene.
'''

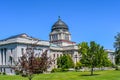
[1,49,3,65]
[50,35,53,41]
[50,35,51,41]
[14,47,18,62]
[0,49,1,65]
[57,34,59,40]
[52,35,54,41]
[59,34,61,40]
[69,35,71,41]
[3,49,5,65]
[63,33,65,39]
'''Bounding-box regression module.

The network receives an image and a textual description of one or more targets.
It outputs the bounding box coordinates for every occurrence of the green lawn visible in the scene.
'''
[0,70,120,80]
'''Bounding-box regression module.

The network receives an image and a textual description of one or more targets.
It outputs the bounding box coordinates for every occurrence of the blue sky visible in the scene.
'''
[0,0,120,50]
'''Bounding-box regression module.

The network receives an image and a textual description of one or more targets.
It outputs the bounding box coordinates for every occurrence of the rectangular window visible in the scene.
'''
[10,49,13,65]
[53,54,55,58]
[11,49,13,54]
[57,54,59,58]
[10,56,12,65]
[4,68,5,73]
[4,48,7,65]
[54,60,55,64]
[60,54,62,56]
[21,48,24,54]
[65,34,69,40]
[11,69,12,73]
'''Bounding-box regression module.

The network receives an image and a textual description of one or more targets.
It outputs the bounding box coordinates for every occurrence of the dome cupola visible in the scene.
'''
[51,16,69,32]
[49,17,71,45]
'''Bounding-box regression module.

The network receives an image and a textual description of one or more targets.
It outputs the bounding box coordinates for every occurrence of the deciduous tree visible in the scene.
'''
[10,46,52,80]
[57,54,74,70]
[78,41,111,75]
[114,32,120,65]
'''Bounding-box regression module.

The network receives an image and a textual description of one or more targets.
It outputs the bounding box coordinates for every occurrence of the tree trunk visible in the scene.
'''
[29,78,31,80]
[29,77,32,80]
[91,66,94,76]
[28,74,32,80]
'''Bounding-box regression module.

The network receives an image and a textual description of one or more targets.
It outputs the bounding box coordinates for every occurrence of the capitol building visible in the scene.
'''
[0,17,115,74]
[0,17,79,74]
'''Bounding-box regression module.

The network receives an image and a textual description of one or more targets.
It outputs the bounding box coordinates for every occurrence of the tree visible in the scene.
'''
[57,54,74,70]
[10,46,52,80]
[114,32,120,65]
[78,41,111,75]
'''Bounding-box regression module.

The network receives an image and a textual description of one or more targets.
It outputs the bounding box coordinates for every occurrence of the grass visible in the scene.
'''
[0,70,120,80]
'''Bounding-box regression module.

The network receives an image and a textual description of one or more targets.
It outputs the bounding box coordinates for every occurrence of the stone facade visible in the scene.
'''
[105,49,115,64]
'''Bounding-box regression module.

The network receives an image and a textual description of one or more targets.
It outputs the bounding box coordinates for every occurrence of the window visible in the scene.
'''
[21,48,24,54]
[11,69,12,73]
[65,34,69,40]
[9,56,12,65]
[60,54,62,56]
[52,34,58,41]
[54,60,55,64]
[4,68,5,73]
[53,54,55,58]
[11,49,13,54]
[10,49,13,65]
[57,54,59,58]
[4,48,7,65]
[55,34,58,40]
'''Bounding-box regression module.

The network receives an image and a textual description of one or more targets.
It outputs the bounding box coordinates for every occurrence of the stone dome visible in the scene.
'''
[51,17,69,32]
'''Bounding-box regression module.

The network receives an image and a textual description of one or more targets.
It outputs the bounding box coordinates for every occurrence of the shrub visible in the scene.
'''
[51,68,61,73]
[115,66,120,70]
[51,68,69,73]
[15,70,20,75]
[75,62,82,71]
[61,68,69,72]
[3,72,6,75]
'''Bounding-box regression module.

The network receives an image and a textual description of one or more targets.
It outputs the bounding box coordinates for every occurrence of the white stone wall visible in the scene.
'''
[0,44,17,74]
[108,52,115,64]
[0,42,50,74]
[61,42,75,46]
[49,50,63,69]
[0,37,79,74]
[105,49,115,64]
